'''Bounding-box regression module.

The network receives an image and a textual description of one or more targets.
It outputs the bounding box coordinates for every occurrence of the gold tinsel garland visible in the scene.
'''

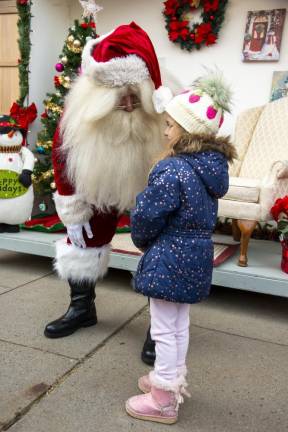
[45,101,63,115]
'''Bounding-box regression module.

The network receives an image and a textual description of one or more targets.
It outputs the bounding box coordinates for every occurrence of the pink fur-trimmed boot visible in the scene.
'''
[126,373,184,424]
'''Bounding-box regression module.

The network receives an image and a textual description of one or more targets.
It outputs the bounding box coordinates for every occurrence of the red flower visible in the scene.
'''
[180,28,189,40]
[169,31,180,41]
[164,0,179,16]
[169,20,189,31]
[206,33,217,45]
[204,0,219,12]
[81,23,88,29]
[194,22,213,44]
[41,112,48,119]
[197,22,212,35]
[195,34,204,44]
[271,196,288,221]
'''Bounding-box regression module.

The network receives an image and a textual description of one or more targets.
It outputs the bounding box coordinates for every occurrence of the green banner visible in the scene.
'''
[0,170,28,199]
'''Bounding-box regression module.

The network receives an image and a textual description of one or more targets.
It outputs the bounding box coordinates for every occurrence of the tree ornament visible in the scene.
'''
[50,182,56,190]
[61,56,68,65]
[55,62,64,72]
[37,146,45,154]
[79,0,103,22]
[67,34,75,43]
[163,0,228,52]
[73,39,81,48]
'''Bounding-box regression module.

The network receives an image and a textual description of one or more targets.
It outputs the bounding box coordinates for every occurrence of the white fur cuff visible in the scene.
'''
[54,239,110,282]
[53,192,94,226]
[149,371,186,393]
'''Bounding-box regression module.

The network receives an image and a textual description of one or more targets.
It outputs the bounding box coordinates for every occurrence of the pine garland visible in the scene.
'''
[16,0,33,106]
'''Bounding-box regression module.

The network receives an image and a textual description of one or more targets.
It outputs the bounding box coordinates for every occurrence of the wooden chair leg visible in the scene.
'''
[232,219,241,241]
[237,219,257,267]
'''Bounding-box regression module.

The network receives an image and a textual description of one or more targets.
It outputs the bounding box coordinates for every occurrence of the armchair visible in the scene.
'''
[218,96,288,266]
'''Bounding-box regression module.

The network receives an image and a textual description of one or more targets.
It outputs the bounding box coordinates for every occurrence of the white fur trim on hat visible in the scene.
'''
[82,36,150,87]
[54,239,110,282]
[152,85,173,114]
[53,192,94,226]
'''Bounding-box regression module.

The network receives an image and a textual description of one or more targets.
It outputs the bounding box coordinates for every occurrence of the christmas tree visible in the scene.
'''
[32,18,98,203]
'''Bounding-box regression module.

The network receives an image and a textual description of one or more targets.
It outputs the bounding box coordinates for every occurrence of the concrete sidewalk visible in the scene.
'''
[0,249,288,431]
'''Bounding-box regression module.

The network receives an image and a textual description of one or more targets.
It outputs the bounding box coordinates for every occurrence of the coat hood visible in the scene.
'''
[179,135,235,198]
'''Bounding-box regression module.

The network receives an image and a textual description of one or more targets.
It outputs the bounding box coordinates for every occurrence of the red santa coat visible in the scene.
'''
[52,126,119,282]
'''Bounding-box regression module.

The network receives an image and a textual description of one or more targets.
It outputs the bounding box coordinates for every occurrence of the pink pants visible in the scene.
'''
[150,298,190,382]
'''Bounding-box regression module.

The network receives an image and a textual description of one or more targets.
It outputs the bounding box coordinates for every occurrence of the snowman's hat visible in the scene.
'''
[0,115,26,136]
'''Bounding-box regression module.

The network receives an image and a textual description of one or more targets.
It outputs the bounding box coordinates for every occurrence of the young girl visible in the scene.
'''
[125,70,236,424]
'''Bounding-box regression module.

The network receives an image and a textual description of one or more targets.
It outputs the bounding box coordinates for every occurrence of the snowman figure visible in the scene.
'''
[0,115,35,233]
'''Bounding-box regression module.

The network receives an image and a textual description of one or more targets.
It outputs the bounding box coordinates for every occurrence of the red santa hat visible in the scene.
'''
[81,22,173,113]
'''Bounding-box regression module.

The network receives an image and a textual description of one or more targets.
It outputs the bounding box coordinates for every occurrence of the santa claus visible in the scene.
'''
[44,22,175,348]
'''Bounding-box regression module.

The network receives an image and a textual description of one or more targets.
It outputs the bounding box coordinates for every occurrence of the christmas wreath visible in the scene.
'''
[163,0,228,51]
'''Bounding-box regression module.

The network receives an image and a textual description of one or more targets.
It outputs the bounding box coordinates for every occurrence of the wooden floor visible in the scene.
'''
[0,231,287,298]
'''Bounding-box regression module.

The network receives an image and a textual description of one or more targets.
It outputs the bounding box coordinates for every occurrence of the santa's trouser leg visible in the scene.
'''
[44,210,118,339]
[141,298,156,366]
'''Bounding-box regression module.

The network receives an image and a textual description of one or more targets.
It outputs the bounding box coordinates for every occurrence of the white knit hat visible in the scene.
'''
[165,69,232,135]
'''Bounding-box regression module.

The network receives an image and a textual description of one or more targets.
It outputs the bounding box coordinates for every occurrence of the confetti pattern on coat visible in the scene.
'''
[131,151,229,304]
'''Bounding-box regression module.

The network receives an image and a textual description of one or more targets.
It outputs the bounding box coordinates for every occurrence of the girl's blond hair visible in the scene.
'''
[154,127,210,166]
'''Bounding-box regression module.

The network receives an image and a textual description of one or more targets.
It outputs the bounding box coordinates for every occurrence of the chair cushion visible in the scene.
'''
[218,199,261,221]
[222,177,260,203]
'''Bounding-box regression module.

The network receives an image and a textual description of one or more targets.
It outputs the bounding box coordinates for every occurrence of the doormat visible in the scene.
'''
[111,234,239,267]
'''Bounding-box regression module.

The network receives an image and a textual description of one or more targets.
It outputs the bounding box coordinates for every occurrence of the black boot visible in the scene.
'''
[44,279,97,338]
[2,224,20,233]
[141,326,156,366]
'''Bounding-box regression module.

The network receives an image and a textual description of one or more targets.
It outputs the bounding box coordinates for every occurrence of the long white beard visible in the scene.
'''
[60,75,164,213]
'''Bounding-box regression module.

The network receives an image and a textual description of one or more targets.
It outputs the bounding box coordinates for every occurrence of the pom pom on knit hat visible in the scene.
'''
[165,68,233,135]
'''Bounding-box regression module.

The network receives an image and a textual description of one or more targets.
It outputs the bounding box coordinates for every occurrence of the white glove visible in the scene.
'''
[66,222,93,249]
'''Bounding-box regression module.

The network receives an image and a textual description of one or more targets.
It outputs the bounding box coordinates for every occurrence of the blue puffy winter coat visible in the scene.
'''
[131,139,235,304]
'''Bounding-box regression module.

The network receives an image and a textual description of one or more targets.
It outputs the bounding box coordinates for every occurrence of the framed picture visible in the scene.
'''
[270,71,288,102]
[242,9,286,62]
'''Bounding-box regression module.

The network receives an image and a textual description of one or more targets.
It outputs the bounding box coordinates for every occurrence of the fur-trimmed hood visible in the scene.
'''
[178,134,235,198]
[179,133,237,162]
